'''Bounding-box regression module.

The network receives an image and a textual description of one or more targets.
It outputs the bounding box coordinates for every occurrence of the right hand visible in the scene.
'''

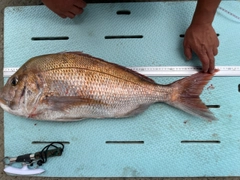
[42,0,87,19]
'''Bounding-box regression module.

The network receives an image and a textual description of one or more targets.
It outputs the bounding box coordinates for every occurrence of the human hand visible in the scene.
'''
[42,0,87,18]
[183,23,219,73]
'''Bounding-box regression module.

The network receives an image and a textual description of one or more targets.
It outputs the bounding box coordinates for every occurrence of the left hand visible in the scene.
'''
[183,23,219,73]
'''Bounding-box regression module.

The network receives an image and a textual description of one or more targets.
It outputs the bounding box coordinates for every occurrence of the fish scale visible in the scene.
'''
[42,63,157,110]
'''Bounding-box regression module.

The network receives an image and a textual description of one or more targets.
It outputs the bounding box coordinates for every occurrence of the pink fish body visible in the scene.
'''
[0,52,217,121]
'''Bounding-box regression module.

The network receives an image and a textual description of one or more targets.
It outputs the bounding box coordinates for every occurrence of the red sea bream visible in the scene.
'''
[0,52,217,121]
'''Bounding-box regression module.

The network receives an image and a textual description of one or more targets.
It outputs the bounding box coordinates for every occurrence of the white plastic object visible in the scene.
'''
[4,66,240,77]
[4,164,45,176]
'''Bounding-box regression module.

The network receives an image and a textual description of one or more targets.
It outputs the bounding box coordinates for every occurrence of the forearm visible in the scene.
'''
[191,0,221,25]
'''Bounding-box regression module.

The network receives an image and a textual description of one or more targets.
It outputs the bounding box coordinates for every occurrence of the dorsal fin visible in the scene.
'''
[67,51,156,84]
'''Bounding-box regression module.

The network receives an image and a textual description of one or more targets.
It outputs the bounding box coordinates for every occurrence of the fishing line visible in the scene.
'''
[218,2,240,22]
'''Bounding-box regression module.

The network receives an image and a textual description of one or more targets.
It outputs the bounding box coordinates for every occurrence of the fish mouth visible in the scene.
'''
[0,97,12,111]
[0,97,17,109]
[0,92,25,111]
[0,97,8,106]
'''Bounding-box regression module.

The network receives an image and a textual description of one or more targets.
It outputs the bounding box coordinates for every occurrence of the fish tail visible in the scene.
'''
[166,70,219,121]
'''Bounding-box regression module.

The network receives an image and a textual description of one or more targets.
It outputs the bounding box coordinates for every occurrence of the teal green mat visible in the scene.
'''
[3,1,240,177]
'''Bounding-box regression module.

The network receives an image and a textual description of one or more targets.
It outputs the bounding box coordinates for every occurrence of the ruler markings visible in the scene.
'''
[3,66,240,77]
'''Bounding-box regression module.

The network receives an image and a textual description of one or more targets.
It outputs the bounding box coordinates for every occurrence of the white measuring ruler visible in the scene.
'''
[128,66,240,76]
[3,66,240,77]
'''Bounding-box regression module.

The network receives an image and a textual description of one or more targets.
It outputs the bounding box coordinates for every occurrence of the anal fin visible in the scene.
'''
[122,104,150,117]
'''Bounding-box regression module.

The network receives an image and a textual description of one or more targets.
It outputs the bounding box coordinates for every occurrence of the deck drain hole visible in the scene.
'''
[117,10,131,15]
[106,141,144,144]
[32,141,70,144]
[179,34,219,38]
[207,105,220,108]
[181,140,220,144]
[105,35,143,39]
[31,36,69,41]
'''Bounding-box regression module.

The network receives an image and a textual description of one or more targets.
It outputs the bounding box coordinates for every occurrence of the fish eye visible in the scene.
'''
[11,77,18,86]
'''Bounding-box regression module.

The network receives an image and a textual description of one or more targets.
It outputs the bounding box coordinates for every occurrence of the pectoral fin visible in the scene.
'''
[43,96,105,112]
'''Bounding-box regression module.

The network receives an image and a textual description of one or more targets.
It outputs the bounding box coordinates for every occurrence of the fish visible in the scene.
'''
[0,52,217,121]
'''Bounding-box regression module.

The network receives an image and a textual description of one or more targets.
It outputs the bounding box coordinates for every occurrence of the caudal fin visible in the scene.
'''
[167,70,218,121]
